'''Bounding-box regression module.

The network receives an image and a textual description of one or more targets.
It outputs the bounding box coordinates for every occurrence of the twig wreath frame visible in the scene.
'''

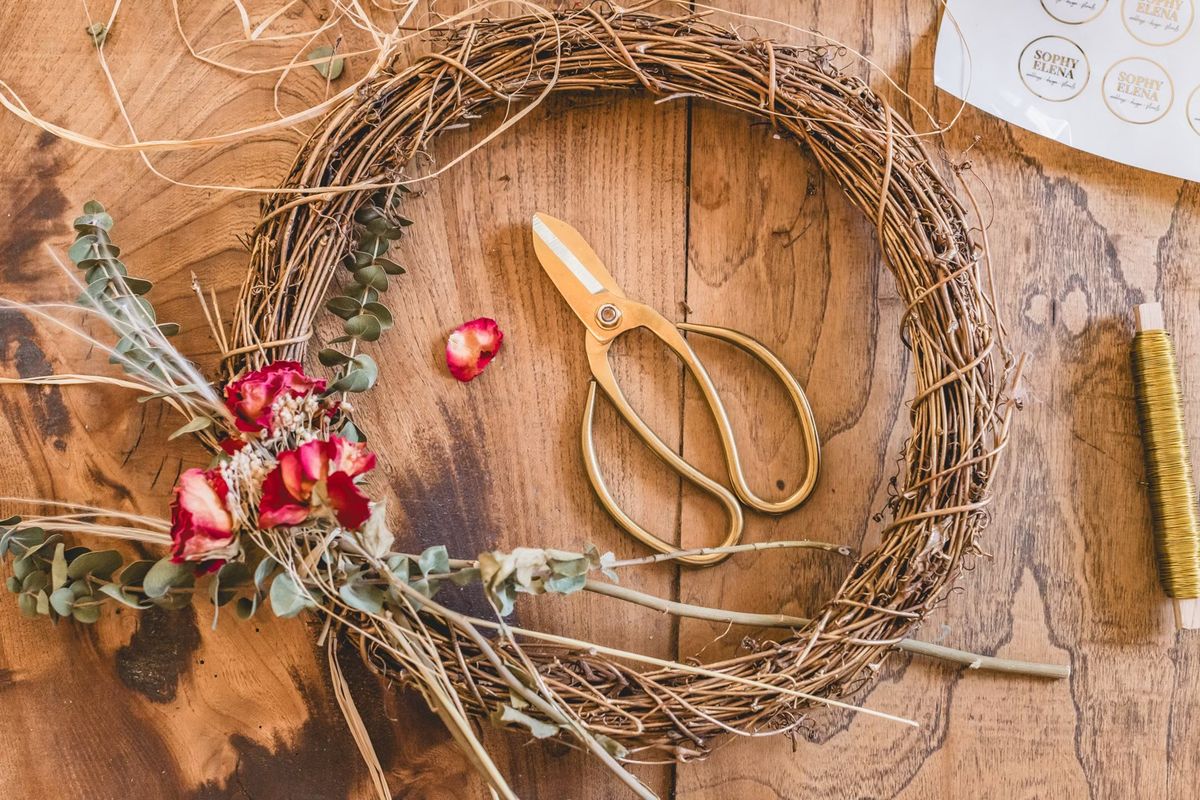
[222,2,1013,791]
[0,4,1025,800]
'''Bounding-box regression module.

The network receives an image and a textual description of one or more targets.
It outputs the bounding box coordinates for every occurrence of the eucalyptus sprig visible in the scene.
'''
[0,517,265,626]
[70,201,180,380]
[66,201,228,439]
[319,189,411,409]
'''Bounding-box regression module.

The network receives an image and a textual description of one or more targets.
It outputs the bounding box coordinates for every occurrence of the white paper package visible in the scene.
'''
[934,0,1200,182]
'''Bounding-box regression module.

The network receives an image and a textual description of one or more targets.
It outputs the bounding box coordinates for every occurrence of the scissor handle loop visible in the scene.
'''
[581,380,741,567]
[675,322,821,513]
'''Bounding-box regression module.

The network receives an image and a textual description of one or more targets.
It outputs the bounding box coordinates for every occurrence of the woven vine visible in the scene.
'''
[226,2,1011,769]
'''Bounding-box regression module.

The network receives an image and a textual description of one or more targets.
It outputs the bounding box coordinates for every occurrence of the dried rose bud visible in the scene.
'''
[446,317,503,382]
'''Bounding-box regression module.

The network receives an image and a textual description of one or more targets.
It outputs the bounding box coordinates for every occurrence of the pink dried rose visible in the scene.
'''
[258,436,377,530]
[446,317,503,382]
[224,361,327,433]
[170,468,238,570]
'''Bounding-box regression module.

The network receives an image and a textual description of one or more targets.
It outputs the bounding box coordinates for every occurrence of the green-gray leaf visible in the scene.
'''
[72,603,102,624]
[353,265,388,291]
[143,558,193,599]
[326,295,361,320]
[344,314,382,342]
[418,545,449,577]
[269,572,315,618]
[362,302,394,328]
[49,586,76,616]
[98,582,146,609]
[339,581,384,614]
[318,348,352,367]
[168,415,212,440]
[66,549,123,581]
[308,45,344,80]
[51,542,68,590]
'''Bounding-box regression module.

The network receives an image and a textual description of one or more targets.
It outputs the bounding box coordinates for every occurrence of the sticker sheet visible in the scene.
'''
[934,0,1200,181]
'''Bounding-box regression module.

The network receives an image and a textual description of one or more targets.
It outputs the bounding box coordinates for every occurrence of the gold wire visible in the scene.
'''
[1132,329,1200,599]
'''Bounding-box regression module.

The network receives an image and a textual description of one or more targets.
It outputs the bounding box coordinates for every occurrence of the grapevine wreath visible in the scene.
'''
[0,4,1029,799]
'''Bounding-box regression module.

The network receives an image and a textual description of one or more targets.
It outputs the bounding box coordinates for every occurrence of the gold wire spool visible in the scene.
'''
[1132,303,1200,630]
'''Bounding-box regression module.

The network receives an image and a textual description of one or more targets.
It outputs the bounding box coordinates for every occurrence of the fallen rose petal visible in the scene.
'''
[446,317,503,382]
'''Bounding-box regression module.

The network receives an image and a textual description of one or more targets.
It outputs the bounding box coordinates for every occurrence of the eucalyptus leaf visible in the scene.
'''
[339,580,384,614]
[449,567,479,587]
[118,559,156,588]
[213,562,250,606]
[49,586,76,616]
[234,596,257,620]
[18,592,36,618]
[344,314,382,342]
[98,582,146,609]
[66,549,123,581]
[143,557,193,599]
[318,348,352,367]
[168,416,213,440]
[35,589,50,616]
[351,354,379,382]
[546,573,586,595]
[374,257,405,275]
[325,295,361,320]
[254,556,277,591]
[22,570,48,594]
[72,603,102,624]
[418,545,449,577]
[269,572,315,618]
[5,576,20,593]
[68,235,98,264]
[354,206,383,225]
[85,22,108,48]
[345,284,378,304]
[308,45,344,80]
[51,543,68,590]
[353,265,388,291]
[329,369,374,393]
[362,302,394,328]
[358,236,388,257]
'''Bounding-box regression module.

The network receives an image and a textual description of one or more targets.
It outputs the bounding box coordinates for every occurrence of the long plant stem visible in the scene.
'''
[583,580,1070,679]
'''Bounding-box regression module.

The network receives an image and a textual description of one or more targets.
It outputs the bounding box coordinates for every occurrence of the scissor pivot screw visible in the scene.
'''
[596,303,622,329]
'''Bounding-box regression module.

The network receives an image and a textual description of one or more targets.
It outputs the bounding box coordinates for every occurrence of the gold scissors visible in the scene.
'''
[531,213,821,566]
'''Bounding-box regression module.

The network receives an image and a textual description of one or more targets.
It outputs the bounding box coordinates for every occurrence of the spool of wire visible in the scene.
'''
[1132,302,1200,630]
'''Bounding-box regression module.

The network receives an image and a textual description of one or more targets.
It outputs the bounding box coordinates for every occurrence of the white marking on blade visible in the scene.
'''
[532,215,604,295]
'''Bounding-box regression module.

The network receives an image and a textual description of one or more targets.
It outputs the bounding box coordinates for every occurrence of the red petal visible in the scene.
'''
[328,436,376,478]
[258,464,312,529]
[446,317,503,382]
[326,471,372,529]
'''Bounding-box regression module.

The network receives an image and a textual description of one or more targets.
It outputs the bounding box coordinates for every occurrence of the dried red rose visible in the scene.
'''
[224,361,327,433]
[258,436,377,530]
[170,468,238,569]
[446,317,503,382]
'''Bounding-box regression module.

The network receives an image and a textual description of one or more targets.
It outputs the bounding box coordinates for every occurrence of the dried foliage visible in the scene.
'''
[222,3,1015,792]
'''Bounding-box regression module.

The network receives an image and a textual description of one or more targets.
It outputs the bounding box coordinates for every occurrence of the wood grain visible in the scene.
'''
[0,1,1197,798]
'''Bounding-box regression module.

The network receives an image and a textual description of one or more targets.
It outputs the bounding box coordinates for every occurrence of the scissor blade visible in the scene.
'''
[531,214,624,312]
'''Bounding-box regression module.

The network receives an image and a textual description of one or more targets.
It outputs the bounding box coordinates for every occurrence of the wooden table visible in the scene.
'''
[0,2,1195,798]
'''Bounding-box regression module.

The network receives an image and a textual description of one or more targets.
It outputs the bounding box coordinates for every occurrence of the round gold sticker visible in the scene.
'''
[1103,57,1174,123]
[1187,85,1200,135]
[1019,36,1090,101]
[1042,0,1109,24]
[1122,0,1195,46]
